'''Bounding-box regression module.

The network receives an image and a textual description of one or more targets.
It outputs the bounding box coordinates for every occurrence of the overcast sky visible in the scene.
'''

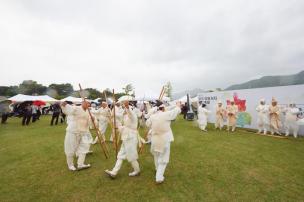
[0,0,303,95]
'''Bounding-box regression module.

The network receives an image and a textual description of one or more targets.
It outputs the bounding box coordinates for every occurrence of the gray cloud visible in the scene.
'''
[0,0,304,95]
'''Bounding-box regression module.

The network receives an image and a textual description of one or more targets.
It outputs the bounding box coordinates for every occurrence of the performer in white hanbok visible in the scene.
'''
[91,102,111,144]
[105,101,142,178]
[226,100,238,132]
[269,98,282,135]
[284,103,300,138]
[61,101,93,171]
[256,99,269,135]
[215,101,225,130]
[197,103,210,132]
[144,104,158,144]
[146,102,181,184]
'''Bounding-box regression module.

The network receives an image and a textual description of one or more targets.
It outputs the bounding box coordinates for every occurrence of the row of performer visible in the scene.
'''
[197,98,303,137]
[61,99,181,184]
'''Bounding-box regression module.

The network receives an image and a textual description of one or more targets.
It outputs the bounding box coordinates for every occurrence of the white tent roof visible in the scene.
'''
[135,92,171,102]
[92,97,113,103]
[135,92,159,101]
[60,96,83,103]
[175,95,197,103]
[35,95,58,102]
[117,95,135,103]
[8,94,58,103]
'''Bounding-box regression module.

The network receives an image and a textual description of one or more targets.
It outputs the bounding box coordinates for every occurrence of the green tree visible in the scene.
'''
[84,88,101,99]
[122,84,134,96]
[18,80,47,95]
[165,82,173,99]
[48,83,74,99]
[0,86,18,97]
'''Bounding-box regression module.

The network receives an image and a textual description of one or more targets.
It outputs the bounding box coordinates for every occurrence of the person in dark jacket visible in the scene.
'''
[22,104,32,126]
[51,103,61,125]
[181,103,188,119]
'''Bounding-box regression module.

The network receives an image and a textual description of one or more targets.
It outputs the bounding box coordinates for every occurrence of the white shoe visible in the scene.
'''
[77,164,91,170]
[68,165,76,171]
[105,170,116,179]
[129,171,140,177]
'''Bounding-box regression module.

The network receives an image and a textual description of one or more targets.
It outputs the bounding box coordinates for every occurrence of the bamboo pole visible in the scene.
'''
[112,89,118,159]
[78,84,109,159]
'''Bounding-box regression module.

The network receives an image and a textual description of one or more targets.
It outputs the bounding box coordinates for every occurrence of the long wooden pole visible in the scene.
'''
[112,89,118,159]
[158,86,165,100]
[104,90,116,150]
[78,84,109,159]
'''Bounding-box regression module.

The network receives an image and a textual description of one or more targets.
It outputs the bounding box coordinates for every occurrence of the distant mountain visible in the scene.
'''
[225,70,304,90]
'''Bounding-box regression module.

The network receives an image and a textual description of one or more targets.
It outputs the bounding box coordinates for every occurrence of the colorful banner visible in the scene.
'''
[198,84,304,135]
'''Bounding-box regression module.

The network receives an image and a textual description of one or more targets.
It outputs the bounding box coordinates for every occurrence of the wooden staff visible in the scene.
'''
[112,89,118,159]
[158,86,165,100]
[78,84,109,159]
[103,90,116,150]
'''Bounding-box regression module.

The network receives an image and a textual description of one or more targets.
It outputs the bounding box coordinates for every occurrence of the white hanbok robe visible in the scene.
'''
[146,107,181,163]
[215,106,225,129]
[62,105,93,157]
[146,106,181,182]
[197,106,210,130]
[117,108,139,162]
[285,107,300,137]
[92,107,111,135]
[256,104,269,133]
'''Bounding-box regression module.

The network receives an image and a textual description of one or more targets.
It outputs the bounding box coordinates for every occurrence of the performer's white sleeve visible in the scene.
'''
[61,104,75,116]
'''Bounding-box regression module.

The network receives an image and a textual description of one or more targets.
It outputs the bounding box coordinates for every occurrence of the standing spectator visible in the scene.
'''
[1,113,9,124]
[181,103,188,119]
[32,105,38,122]
[36,106,42,120]
[51,103,61,125]
[22,104,32,126]
[0,100,10,124]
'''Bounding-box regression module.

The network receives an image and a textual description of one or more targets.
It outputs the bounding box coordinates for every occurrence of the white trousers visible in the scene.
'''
[64,131,92,167]
[285,122,299,138]
[215,117,224,129]
[111,159,140,175]
[93,121,108,142]
[151,142,171,182]
[117,136,139,162]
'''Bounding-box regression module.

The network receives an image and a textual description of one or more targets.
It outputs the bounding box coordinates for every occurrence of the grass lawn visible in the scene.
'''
[0,116,304,202]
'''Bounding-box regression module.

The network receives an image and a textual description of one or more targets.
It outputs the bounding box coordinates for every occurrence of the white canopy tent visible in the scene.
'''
[175,95,198,103]
[135,92,159,101]
[8,94,58,103]
[60,96,84,104]
[135,92,171,102]
[92,97,113,104]
[117,95,135,103]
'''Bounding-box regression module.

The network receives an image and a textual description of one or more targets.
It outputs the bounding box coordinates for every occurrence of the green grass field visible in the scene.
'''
[0,116,304,202]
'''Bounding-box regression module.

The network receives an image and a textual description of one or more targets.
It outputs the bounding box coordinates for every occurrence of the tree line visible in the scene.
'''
[0,80,173,100]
